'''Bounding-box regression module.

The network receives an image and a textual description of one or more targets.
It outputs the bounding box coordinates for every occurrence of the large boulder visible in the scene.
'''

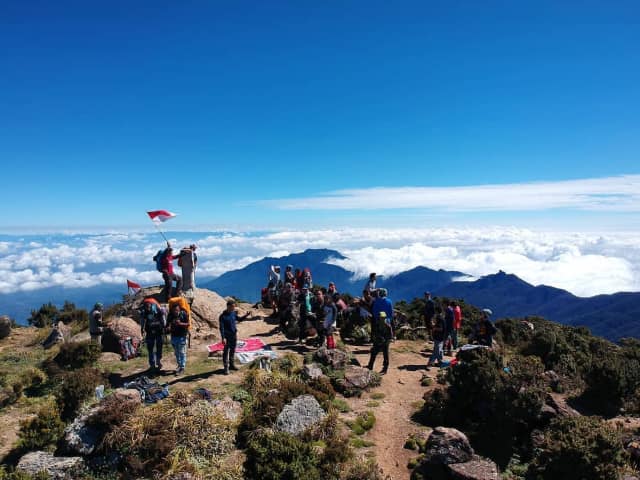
[335,366,379,397]
[275,394,327,436]
[101,316,142,354]
[118,286,227,333]
[448,455,499,480]
[17,451,85,478]
[0,315,11,339]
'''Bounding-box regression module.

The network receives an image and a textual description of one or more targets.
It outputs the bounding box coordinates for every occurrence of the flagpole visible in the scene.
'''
[153,222,170,245]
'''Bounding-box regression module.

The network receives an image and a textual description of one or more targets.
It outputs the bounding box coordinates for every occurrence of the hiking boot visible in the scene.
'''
[175,367,184,376]
[229,364,238,371]
[157,362,163,370]
[380,368,388,375]
[223,368,229,375]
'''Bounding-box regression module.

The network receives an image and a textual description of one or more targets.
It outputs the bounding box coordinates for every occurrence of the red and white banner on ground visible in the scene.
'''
[146,210,177,223]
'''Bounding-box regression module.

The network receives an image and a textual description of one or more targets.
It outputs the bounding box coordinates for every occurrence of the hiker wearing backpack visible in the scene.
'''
[154,245,182,302]
[284,265,295,287]
[452,301,462,351]
[140,298,166,371]
[297,286,313,343]
[268,265,281,316]
[367,310,393,375]
[178,244,198,295]
[89,302,104,346]
[167,302,190,375]
[219,299,250,375]
[310,289,327,347]
[372,288,393,327]
[323,293,338,349]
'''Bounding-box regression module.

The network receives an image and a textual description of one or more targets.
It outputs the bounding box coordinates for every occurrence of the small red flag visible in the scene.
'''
[127,279,141,291]
[146,210,177,223]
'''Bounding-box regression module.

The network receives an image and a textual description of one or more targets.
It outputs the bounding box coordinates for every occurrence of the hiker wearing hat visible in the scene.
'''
[327,281,338,297]
[89,302,104,346]
[219,300,250,375]
[367,310,393,375]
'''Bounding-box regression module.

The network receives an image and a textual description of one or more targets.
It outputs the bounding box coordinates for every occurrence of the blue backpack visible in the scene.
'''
[153,249,167,272]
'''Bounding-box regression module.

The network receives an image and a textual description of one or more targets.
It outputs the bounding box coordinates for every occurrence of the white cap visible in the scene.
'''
[482,308,493,316]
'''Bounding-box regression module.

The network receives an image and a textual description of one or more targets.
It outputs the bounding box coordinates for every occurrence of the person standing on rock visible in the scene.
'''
[218,299,250,375]
[367,310,393,374]
[167,302,190,375]
[89,302,104,346]
[139,298,166,371]
[161,246,182,302]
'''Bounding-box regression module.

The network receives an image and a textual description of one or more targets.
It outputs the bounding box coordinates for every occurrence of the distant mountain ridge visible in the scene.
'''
[204,249,640,341]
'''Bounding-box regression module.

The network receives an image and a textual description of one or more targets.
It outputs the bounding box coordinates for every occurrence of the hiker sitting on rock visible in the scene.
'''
[218,299,250,375]
[140,298,165,371]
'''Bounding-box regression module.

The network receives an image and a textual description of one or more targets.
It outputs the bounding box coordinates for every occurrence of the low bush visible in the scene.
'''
[17,400,65,451]
[244,429,320,480]
[53,341,101,370]
[55,367,105,421]
[526,416,626,480]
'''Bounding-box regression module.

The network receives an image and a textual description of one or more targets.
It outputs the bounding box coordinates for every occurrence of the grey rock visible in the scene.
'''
[545,392,580,417]
[302,363,325,380]
[17,451,85,479]
[275,394,327,436]
[64,406,104,455]
[424,427,474,465]
[314,346,349,370]
[42,323,70,349]
[342,365,376,391]
[0,315,11,339]
[211,397,243,421]
[448,455,499,480]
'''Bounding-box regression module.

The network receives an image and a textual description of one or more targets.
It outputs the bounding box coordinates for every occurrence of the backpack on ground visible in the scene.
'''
[153,249,168,272]
[119,337,141,360]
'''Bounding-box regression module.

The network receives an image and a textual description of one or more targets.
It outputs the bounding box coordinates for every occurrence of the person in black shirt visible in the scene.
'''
[219,299,249,374]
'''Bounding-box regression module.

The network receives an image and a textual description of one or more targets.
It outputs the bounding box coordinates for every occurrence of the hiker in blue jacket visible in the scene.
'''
[219,299,250,375]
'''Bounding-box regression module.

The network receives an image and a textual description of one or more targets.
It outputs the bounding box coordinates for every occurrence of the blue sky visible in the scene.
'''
[1,1,639,229]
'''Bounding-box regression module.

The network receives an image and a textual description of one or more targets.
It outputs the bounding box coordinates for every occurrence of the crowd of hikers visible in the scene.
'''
[261,266,497,375]
[88,248,497,378]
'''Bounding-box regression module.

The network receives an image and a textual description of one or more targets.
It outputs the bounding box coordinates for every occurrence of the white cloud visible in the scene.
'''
[257,175,640,212]
[0,228,638,297]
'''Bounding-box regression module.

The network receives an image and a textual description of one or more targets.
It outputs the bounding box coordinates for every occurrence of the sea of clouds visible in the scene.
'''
[0,227,639,298]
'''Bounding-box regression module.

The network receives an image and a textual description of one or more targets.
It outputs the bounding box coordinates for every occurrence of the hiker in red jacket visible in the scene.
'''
[452,301,462,351]
[162,246,182,302]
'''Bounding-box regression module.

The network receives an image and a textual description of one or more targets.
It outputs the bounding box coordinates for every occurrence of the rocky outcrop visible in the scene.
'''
[545,392,580,418]
[275,394,327,436]
[17,451,85,478]
[334,365,379,397]
[0,315,11,339]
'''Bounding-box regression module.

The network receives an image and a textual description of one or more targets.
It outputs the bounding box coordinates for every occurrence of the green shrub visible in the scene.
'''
[331,397,351,413]
[526,416,626,480]
[348,411,376,435]
[244,429,320,480]
[28,303,58,328]
[54,341,101,370]
[55,367,104,420]
[18,401,65,451]
[340,457,388,480]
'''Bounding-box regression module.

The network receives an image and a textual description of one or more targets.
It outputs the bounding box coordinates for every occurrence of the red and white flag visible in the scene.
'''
[146,210,177,223]
[127,279,141,291]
